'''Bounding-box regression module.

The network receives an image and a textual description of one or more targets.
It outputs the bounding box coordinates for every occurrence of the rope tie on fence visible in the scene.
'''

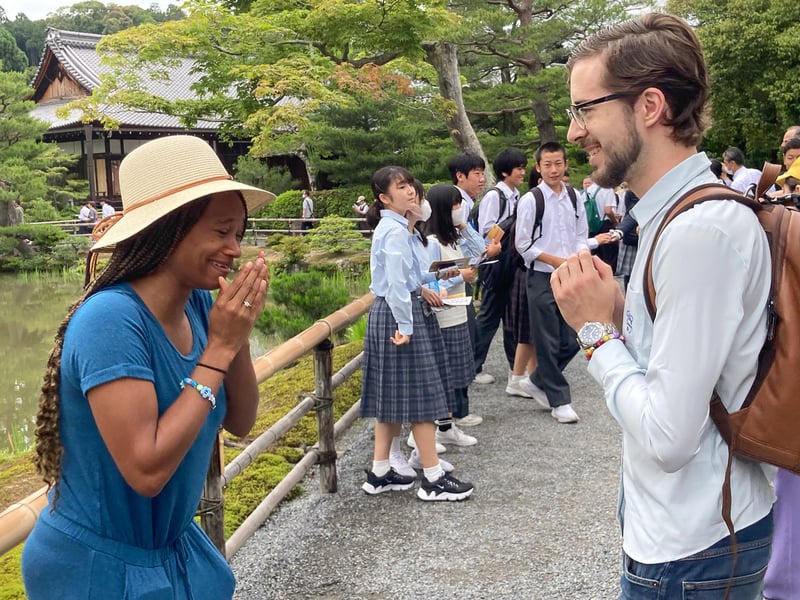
[316,449,337,465]
[196,496,225,517]
[313,393,333,411]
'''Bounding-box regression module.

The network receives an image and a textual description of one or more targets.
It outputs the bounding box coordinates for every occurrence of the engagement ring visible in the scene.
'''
[242,300,253,308]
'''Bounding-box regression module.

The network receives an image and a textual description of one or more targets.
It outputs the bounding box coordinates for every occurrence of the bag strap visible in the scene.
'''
[642,183,757,321]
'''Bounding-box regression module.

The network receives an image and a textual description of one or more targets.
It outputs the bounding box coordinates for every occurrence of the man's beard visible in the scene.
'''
[592,123,642,189]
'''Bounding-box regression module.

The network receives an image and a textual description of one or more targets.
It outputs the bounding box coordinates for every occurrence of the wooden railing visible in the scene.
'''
[27,217,371,242]
[0,292,374,558]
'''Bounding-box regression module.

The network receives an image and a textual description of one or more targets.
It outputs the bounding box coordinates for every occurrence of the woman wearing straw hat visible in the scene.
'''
[21,135,274,599]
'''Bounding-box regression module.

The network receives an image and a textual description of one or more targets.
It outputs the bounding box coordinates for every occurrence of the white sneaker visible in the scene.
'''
[472,372,495,385]
[455,414,483,427]
[551,404,579,423]
[436,425,477,447]
[389,448,417,478]
[517,378,550,410]
[408,448,454,473]
[505,379,533,398]
[407,431,447,454]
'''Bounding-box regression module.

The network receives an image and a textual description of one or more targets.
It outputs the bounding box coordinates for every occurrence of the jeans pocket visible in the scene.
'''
[682,565,767,600]
[621,555,662,599]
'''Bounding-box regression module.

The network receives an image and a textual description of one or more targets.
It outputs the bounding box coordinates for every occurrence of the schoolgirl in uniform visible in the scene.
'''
[422,183,485,446]
[360,166,473,502]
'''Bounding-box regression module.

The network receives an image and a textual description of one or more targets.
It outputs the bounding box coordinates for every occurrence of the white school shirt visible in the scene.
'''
[729,166,762,196]
[515,182,589,272]
[476,181,517,237]
[455,186,474,225]
[587,152,775,563]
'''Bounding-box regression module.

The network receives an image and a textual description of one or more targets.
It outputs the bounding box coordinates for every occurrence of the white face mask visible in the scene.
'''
[452,208,465,226]
[420,199,432,222]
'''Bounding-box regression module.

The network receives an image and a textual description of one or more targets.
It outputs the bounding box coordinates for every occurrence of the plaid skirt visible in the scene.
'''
[360,296,451,423]
[503,266,533,345]
[440,322,474,393]
[617,242,638,278]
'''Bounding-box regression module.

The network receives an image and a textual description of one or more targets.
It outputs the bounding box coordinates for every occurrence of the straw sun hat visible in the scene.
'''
[91,135,275,250]
[776,157,800,187]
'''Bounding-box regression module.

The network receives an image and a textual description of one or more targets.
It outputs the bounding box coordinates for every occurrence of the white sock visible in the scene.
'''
[390,436,402,453]
[423,463,445,482]
[372,459,390,478]
[512,374,526,382]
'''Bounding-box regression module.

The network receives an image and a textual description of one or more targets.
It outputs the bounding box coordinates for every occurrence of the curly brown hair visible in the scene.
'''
[35,196,212,504]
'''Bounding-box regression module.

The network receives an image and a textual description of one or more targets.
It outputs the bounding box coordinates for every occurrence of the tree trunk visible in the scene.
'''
[423,41,491,182]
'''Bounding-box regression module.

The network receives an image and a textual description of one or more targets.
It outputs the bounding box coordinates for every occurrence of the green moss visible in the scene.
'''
[0,547,25,600]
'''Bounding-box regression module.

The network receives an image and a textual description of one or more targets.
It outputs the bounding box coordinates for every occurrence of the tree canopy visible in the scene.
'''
[669,0,800,163]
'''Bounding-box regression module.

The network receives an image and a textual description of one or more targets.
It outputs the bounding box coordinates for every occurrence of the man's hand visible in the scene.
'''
[550,250,619,332]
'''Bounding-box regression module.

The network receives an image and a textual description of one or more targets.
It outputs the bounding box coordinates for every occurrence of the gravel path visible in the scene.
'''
[231,332,624,599]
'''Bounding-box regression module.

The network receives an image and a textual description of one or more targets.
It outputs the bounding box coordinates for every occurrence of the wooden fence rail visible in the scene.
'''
[0,292,374,558]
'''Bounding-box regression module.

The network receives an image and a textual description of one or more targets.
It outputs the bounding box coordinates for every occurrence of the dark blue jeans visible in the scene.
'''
[620,511,773,599]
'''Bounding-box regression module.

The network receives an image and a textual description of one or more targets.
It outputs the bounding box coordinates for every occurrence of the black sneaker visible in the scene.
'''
[417,472,474,502]
[362,468,415,495]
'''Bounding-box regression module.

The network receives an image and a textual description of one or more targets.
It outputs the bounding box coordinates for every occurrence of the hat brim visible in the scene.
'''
[91,179,275,251]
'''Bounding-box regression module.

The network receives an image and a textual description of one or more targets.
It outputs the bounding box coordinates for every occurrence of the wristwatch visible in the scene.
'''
[577,322,619,350]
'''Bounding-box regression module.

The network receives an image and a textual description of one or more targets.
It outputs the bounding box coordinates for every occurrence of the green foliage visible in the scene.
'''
[669,0,800,165]
[234,154,296,197]
[256,269,350,338]
[306,98,454,185]
[0,27,27,72]
[271,235,309,273]
[23,199,62,223]
[0,225,85,272]
[304,215,370,255]
[345,315,367,343]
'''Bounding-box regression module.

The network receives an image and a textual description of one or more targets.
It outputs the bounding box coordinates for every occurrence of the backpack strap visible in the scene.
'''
[642,183,759,321]
[566,185,579,217]
[491,186,508,222]
[531,187,545,243]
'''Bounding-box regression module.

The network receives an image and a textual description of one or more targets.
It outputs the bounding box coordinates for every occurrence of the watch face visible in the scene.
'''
[578,322,605,348]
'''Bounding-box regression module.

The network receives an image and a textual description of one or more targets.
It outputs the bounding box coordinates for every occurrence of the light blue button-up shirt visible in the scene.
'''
[587,153,775,562]
[369,210,416,336]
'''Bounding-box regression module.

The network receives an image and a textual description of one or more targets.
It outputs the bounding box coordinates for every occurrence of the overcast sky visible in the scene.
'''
[2,0,168,21]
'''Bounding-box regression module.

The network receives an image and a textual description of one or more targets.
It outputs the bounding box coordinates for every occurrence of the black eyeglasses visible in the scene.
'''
[566,93,630,130]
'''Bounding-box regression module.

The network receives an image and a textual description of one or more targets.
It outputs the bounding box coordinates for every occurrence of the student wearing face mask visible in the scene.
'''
[422,184,486,446]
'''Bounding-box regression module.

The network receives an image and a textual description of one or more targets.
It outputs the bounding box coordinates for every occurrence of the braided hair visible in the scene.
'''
[35,196,212,504]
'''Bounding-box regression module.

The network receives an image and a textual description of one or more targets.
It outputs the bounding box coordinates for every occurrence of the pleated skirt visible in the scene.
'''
[439,322,474,392]
[360,296,450,422]
[504,266,533,345]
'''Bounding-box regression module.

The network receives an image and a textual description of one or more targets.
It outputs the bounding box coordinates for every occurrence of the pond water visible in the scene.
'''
[0,274,277,456]
[0,273,84,456]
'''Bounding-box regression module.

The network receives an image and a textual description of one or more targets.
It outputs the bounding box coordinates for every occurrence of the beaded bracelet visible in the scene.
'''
[584,331,626,360]
[180,377,216,410]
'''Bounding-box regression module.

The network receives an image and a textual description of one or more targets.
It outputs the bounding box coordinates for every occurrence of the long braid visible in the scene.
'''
[35,197,211,503]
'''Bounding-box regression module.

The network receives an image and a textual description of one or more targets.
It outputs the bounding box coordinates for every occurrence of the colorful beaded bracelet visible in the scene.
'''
[180,377,216,410]
[584,331,625,360]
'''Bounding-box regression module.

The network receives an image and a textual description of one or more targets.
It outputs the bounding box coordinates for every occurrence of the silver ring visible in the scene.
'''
[242,300,253,308]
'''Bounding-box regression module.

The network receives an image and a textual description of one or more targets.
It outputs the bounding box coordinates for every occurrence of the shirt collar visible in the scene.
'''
[630,153,716,229]
[455,185,473,203]
[380,209,409,227]
[496,180,518,200]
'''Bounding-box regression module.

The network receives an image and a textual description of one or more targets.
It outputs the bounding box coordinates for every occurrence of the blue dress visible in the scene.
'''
[22,283,234,599]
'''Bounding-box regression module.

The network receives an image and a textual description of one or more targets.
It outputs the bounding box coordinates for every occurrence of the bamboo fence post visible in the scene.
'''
[200,432,226,555]
[313,338,337,493]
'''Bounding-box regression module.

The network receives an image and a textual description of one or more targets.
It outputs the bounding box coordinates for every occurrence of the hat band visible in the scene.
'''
[123,174,234,214]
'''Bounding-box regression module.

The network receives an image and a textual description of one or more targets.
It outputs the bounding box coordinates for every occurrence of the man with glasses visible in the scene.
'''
[553,13,774,598]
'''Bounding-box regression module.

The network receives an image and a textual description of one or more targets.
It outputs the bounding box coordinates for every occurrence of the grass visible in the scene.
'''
[0,341,364,598]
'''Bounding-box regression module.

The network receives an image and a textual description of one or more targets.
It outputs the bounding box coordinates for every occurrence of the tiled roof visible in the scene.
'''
[31,28,220,131]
